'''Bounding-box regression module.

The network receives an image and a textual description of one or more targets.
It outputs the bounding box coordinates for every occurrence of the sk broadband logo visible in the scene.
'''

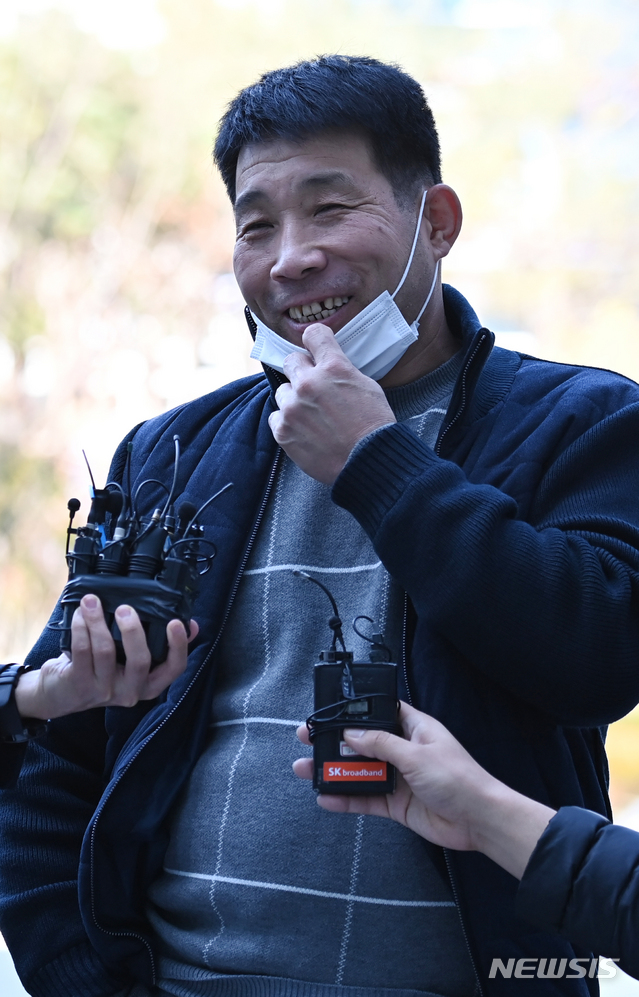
[322,762,387,780]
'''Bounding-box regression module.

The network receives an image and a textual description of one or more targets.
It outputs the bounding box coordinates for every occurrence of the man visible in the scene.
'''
[2,54,639,997]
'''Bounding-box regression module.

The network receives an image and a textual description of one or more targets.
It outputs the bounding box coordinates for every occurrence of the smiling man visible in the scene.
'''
[3,55,639,997]
[233,129,462,485]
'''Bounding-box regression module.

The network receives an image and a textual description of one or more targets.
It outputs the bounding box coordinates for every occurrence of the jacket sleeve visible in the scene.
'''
[0,599,65,790]
[0,430,145,997]
[0,598,141,995]
[0,710,127,997]
[332,398,639,727]
[516,806,639,979]
[0,744,28,789]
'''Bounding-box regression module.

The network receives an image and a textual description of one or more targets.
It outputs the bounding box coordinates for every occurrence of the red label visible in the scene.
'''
[323,761,387,781]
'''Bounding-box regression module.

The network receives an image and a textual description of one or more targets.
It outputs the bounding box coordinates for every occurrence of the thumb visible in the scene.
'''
[343,727,409,769]
[302,322,349,366]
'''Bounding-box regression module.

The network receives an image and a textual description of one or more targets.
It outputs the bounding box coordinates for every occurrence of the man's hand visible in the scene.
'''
[293,702,555,878]
[15,594,198,720]
[268,323,396,485]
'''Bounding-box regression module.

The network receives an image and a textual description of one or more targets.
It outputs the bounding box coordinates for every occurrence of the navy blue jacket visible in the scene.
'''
[517,806,639,981]
[3,287,639,997]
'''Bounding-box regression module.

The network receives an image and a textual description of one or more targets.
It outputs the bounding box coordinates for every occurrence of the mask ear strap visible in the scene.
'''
[391,188,429,300]
[413,258,440,326]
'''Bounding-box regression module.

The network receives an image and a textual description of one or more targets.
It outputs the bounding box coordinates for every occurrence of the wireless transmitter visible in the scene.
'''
[295,571,401,796]
[54,436,232,666]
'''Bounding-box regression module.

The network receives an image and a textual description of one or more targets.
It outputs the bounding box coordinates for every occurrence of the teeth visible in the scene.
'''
[289,296,350,321]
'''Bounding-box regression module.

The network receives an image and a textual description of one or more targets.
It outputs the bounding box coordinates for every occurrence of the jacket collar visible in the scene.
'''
[438,284,524,454]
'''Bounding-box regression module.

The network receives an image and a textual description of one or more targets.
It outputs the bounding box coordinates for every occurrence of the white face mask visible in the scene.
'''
[249,188,439,381]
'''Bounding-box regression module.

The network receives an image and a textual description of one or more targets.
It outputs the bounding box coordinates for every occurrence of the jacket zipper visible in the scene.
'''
[401,591,412,706]
[444,849,484,997]
[89,448,284,980]
[435,332,489,458]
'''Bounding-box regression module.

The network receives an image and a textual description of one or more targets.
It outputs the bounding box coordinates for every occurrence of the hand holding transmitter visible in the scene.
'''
[297,571,401,795]
[55,437,232,666]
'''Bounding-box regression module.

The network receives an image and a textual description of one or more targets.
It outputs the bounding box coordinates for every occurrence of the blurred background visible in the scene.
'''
[1,0,639,991]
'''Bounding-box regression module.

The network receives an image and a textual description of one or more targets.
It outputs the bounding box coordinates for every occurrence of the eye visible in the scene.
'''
[315,202,348,215]
[239,220,272,237]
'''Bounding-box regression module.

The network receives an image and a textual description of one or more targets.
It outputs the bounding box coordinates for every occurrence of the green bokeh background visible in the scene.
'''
[1,0,639,810]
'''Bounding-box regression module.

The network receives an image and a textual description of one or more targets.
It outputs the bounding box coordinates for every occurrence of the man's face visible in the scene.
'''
[233,131,430,347]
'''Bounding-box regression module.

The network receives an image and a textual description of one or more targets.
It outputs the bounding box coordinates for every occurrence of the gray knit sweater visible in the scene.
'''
[146,352,477,997]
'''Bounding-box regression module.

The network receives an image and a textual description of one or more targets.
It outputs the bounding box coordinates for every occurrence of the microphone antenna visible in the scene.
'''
[125,441,133,518]
[82,450,97,493]
[160,436,181,520]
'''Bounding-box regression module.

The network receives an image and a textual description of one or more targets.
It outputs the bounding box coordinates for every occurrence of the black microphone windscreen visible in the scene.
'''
[178,501,198,522]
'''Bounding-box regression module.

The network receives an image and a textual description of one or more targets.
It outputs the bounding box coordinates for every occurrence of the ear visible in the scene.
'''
[423,184,463,260]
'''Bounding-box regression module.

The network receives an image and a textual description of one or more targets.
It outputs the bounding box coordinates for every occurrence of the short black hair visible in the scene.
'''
[214,55,442,205]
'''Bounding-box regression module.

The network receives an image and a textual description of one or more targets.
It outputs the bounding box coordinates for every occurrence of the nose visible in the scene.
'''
[270,220,327,281]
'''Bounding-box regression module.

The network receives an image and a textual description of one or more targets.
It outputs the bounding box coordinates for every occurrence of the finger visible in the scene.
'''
[115,605,150,664]
[268,409,280,436]
[292,757,313,780]
[187,619,199,643]
[282,349,316,383]
[398,701,432,739]
[70,603,92,663]
[296,723,312,746]
[139,618,189,700]
[301,322,349,366]
[79,595,116,672]
[268,409,287,445]
[397,701,458,747]
[343,727,415,770]
[114,605,152,704]
[268,402,300,448]
[273,382,293,410]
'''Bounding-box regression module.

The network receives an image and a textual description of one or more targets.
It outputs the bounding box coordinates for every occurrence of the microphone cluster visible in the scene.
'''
[56,437,231,667]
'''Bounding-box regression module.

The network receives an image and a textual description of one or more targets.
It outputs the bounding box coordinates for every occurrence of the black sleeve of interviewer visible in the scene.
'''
[517,806,639,980]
